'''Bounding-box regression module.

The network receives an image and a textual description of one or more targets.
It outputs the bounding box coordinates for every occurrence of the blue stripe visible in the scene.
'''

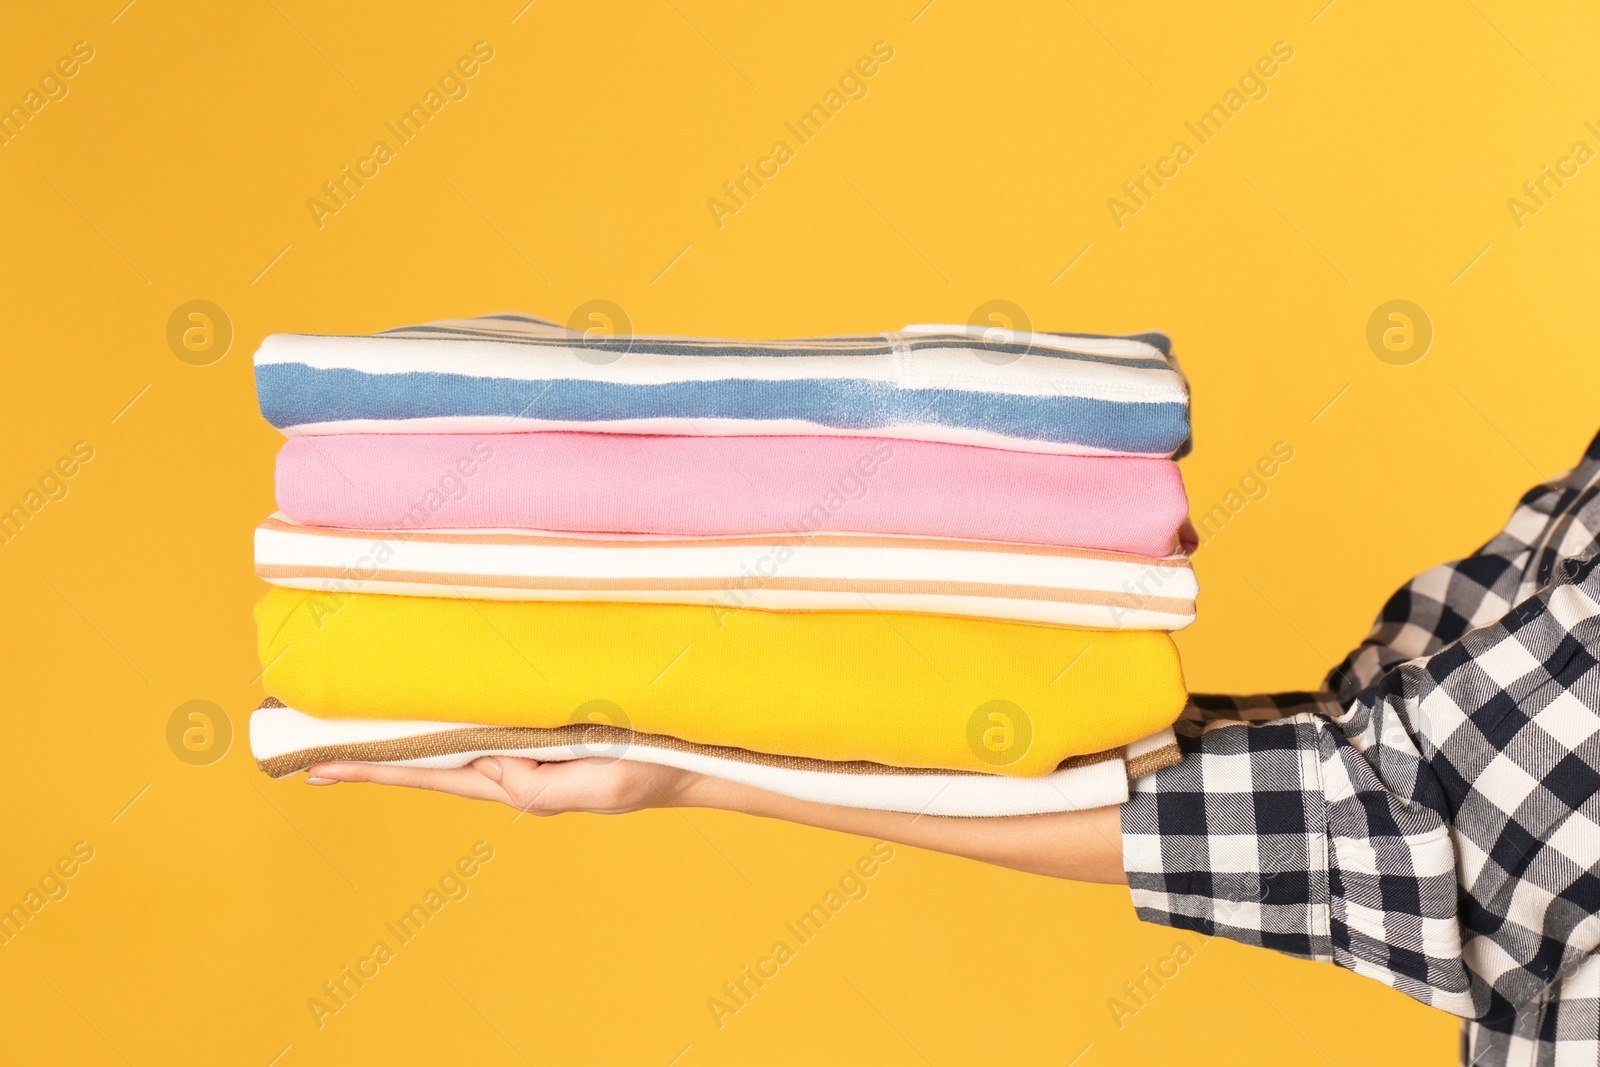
[257,364,1190,453]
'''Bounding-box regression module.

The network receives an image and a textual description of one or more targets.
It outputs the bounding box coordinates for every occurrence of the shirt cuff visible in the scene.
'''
[1120,711,1335,961]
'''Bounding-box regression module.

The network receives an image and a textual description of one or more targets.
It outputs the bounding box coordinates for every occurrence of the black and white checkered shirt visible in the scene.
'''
[1123,427,1600,1066]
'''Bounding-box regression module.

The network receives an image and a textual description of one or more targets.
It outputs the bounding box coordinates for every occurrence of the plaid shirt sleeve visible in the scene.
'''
[1122,429,1600,1066]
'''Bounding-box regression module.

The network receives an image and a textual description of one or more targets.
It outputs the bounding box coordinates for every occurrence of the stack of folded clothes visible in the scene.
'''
[249,314,1196,817]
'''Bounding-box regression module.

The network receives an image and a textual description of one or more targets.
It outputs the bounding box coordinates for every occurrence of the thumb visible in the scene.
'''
[471,755,550,812]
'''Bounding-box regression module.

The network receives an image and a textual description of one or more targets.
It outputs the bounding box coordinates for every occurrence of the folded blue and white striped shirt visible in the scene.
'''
[254,314,1190,457]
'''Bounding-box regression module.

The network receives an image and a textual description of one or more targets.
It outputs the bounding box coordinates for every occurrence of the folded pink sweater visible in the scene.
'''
[276,433,1188,556]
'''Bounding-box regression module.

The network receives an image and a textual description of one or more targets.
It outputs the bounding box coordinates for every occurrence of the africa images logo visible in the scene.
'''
[966,700,1033,768]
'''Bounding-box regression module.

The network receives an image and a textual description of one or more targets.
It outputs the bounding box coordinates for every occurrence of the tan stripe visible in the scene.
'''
[256,562,1197,615]
[1125,744,1182,781]
[252,698,1174,782]
[257,515,1191,566]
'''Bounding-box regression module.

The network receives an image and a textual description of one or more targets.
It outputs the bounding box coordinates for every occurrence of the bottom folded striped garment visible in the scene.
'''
[251,700,1180,818]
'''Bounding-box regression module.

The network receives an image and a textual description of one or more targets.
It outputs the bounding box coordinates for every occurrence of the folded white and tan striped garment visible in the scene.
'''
[251,700,1181,817]
[253,515,1197,630]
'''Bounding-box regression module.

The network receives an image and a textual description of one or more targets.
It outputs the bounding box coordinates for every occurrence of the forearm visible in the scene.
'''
[675,772,1127,884]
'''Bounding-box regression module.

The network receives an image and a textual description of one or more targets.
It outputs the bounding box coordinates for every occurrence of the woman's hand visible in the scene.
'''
[303,756,702,815]
[299,755,1127,884]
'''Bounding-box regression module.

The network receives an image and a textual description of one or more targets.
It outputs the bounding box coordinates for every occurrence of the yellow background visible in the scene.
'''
[2,1,1596,1063]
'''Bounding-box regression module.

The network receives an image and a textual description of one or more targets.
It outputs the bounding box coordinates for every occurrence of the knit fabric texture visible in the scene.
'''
[274,431,1189,557]
[255,587,1187,777]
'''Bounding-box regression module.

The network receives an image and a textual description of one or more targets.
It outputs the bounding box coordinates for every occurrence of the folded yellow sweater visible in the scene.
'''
[255,588,1186,777]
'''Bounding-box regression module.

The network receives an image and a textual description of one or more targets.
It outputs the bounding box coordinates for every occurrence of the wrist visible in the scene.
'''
[656,767,726,810]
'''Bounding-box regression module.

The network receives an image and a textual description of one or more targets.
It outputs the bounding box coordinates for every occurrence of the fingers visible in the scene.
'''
[498,757,679,814]
[299,755,666,816]
[476,756,647,815]
[482,755,568,812]
[304,761,511,804]
[467,755,566,814]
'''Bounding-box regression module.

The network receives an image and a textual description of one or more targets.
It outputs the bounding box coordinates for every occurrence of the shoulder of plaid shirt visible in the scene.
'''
[1120,426,1600,1066]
